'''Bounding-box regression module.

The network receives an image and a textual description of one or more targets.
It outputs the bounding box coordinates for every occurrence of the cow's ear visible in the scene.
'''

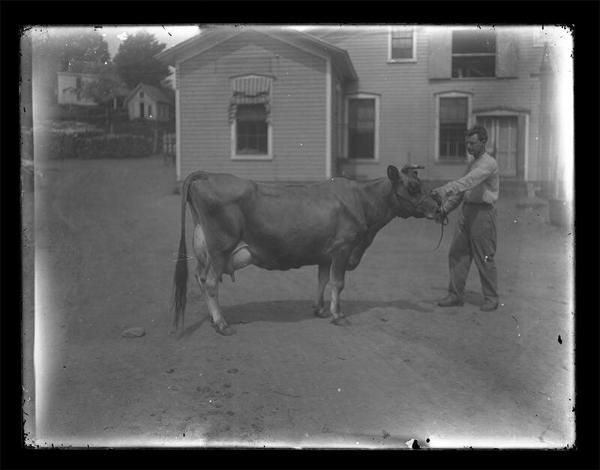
[387,165,400,183]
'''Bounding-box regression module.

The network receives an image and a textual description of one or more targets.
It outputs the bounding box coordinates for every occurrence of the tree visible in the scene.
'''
[113,31,170,88]
[83,63,129,133]
[58,30,110,72]
[31,28,110,107]
[84,63,127,104]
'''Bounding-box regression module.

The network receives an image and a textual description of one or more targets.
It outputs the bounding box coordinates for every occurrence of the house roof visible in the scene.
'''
[124,83,174,105]
[155,26,358,82]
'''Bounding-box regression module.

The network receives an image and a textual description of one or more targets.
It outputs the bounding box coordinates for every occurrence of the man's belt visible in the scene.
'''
[464,201,494,208]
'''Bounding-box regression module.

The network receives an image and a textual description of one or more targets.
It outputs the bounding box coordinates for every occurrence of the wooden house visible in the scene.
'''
[57,71,98,107]
[124,83,174,122]
[156,25,569,195]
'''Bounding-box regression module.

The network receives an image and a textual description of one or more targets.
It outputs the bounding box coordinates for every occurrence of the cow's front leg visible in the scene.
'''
[330,255,351,326]
[204,268,235,336]
[313,261,331,317]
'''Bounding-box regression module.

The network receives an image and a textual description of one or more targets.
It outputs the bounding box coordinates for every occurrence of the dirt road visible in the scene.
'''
[23,156,574,448]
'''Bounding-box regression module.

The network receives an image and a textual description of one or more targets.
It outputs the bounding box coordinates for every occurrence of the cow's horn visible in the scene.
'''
[401,164,425,174]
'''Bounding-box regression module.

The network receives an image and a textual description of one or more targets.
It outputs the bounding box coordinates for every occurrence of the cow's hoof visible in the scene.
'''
[313,307,330,318]
[215,324,236,336]
[331,316,351,326]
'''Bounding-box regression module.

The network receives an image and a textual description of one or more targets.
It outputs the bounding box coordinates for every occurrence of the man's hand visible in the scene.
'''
[430,186,446,205]
[430,187,448,224]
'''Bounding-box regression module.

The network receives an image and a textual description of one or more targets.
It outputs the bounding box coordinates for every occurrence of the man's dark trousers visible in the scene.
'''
[447,202,498,303]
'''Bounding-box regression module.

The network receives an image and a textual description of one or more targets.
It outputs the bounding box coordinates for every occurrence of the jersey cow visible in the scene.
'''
[173,165,440,335]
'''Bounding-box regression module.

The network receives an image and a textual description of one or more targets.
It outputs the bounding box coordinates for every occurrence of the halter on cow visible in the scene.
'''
[173,165,440,335]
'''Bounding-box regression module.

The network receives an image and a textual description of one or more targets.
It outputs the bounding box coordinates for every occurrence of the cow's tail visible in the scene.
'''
[172,173,198,331]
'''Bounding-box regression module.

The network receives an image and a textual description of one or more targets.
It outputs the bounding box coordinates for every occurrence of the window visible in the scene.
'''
[139,102,145,118]
[148,104,153,118]
[235,104,269,155]
[347,96,378,160]
[140,91,144,98]
[438,96,469,160]
[452,30,496,78]
[75,77,82,90]
[229,75,273,159]
[389,27,416,61]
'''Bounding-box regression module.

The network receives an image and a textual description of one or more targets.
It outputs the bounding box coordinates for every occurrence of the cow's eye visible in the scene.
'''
[408,181,420,196]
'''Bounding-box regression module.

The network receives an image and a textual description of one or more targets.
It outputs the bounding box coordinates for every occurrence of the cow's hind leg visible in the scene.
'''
[193,224,234,336]
[204,268,235,336]
[330,255,351,326]
[313,262,331,318]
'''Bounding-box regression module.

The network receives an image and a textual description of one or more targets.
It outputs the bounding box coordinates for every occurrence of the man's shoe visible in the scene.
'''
[438,295,464,307]
[480,300,499,312]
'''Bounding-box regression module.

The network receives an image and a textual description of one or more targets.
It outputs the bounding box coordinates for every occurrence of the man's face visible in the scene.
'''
[465,133,486,158]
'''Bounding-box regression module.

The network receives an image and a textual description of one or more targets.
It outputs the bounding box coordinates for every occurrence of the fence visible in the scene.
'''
[163,133,176,166]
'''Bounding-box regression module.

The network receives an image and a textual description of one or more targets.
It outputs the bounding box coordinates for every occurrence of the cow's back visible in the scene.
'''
[187,173,369,272]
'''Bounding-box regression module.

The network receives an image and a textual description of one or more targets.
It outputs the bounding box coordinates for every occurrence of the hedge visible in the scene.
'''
[75,134,153,159]
[39,132,153,159]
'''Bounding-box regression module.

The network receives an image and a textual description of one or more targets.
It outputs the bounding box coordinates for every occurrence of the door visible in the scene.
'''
[476,116,519,177]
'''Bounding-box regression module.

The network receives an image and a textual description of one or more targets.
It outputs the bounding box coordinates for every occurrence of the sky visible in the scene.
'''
[35,25,202,59]
[94,25,200,58]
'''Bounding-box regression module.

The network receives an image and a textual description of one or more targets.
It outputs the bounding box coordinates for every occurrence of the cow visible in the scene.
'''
[173,165,440,336]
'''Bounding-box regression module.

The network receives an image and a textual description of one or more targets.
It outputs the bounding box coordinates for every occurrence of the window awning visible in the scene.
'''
[229,75,273,122]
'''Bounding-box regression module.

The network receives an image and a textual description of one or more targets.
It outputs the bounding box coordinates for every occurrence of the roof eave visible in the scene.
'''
[155,27,358,82]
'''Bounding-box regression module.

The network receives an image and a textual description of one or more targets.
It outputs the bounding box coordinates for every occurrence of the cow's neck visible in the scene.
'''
[359,178,397,230]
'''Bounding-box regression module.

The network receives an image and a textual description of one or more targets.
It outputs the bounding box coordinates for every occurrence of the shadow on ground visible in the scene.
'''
[178,298,438,337]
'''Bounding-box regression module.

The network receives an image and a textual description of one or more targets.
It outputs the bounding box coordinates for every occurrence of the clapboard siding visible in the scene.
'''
[178,31,327,181]
[330,27,553,182]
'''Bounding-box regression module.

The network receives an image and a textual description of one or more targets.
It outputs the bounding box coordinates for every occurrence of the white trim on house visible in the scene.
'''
[524,114,529,181]
[474,108,530,180]
[387,26,417,63]
[175,87,181,180]
[326,58,332,178]
[344,92,381,162]
[434,91,473,163]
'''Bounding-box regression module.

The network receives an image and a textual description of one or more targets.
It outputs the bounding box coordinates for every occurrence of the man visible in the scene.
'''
[431,125,500,312]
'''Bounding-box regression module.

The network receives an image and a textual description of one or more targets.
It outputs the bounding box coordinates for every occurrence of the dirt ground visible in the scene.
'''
[22,155,574,449]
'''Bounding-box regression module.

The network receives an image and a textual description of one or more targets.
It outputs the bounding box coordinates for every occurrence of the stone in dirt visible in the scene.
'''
[122,327,146,338]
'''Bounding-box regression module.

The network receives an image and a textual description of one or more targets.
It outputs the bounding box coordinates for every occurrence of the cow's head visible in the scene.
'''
[387,165,440,219]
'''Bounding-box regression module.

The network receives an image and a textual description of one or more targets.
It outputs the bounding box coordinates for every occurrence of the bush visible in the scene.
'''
[75,134,153,159]
[38,132,152,159]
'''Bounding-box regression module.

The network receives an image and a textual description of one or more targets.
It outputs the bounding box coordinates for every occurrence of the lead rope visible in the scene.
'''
[431,209,449,251]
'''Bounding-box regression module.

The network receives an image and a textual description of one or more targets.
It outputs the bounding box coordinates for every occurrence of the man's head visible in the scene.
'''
[465,125,488,158]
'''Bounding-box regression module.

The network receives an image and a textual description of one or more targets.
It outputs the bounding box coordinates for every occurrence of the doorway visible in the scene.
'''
[476,115,521,177]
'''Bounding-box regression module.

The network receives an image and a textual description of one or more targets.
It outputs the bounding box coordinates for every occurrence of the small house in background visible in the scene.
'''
[105,82,131,111]
[124,83,174,121]
[57,71,98,106]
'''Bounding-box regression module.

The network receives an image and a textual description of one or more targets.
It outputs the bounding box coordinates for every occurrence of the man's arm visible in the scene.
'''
[434,157,497,199]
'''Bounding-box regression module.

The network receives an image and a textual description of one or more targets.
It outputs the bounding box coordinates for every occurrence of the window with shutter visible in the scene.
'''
[452,30,496,78]
[229,75,273,159]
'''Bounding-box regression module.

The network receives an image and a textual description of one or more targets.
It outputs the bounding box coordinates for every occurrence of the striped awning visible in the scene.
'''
[229,75,273,122]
